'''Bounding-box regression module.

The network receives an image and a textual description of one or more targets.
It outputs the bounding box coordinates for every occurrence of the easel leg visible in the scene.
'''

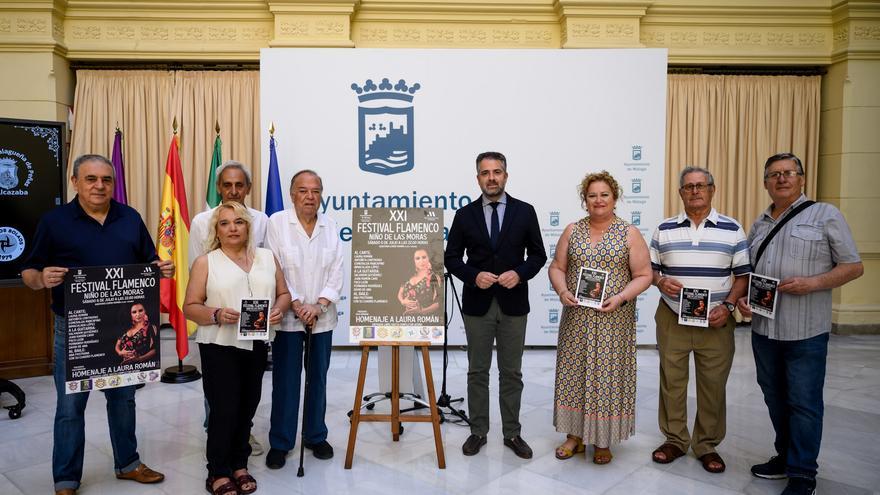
[391,345,400,441]
[421,346,446,469]
[345,345,370,469]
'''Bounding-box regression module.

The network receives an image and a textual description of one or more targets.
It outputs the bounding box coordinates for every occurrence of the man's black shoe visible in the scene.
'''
[503,435,533,459]
[462,434,487,456]
[304,441,334,460]
[265,448,287,469]
[781,477,816,495]
[751,455,787,480]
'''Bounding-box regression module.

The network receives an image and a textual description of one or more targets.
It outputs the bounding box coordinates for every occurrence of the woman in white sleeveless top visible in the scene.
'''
[184,202,290,495]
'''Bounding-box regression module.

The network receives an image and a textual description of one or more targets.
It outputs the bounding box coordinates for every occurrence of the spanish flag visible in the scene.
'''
[157,132,196,359]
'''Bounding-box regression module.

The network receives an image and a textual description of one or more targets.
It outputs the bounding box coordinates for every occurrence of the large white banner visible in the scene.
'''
[260,48,667,346]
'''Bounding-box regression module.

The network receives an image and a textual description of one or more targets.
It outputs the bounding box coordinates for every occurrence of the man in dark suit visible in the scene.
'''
[445,151,547,459]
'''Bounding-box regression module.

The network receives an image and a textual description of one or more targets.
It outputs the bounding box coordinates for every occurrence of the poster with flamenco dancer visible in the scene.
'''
[63,263,161,394]
[349,208,445,343]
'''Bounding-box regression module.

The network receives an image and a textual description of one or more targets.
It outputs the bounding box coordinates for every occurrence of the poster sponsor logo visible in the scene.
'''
[352,78,421,176]
[631,211,641,226]
[549,211,560,226]
[0,226,25,262]
[549,308,559,324]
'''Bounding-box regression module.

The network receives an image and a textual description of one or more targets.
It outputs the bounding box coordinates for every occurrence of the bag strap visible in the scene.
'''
[754,200,816,266]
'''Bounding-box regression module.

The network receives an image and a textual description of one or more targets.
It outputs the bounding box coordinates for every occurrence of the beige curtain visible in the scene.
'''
[69,70,261,237]
[665,74,820,229]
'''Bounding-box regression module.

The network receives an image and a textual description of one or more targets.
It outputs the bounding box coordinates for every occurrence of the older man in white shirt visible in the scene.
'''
[188,160,269,266]
[265,169,344,469]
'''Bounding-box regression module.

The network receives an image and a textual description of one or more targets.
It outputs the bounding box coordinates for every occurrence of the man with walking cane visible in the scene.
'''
[265,170,345,470]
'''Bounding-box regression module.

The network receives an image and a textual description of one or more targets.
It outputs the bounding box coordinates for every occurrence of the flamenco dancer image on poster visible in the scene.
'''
[114,302,158,365]
[397,247,442,315]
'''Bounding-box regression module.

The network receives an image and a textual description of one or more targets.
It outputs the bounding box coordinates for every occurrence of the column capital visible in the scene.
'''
[554,0,651,48]
[267,0,360,47]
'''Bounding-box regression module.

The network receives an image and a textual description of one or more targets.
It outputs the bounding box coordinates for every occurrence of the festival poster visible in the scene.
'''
[239,298,271,340]
[63,263,161,394]
[349,208,445,343]
[678,287,710,327]
[749,273,779,319]
[575,267,609,309]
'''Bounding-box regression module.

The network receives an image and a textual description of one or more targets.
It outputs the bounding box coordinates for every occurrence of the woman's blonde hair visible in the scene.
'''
[206,202,254,254]
[578,170,622,210]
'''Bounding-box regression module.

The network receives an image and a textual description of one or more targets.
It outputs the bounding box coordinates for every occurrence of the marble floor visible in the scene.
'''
[1,327,879,495]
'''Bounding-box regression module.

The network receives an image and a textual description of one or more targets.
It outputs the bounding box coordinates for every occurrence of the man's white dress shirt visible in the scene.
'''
[266,209,344,335]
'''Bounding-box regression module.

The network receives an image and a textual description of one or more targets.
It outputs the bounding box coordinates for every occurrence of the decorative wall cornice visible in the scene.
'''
[0,0,878,62]
[830,0,880,62]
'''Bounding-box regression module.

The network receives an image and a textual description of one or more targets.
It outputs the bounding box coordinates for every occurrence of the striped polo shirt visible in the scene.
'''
[650,208,751,313]
[748,194,861,341]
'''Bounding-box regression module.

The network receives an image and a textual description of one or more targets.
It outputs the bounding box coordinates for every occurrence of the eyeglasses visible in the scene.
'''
[680,183,712,193]
[764,170,803,181]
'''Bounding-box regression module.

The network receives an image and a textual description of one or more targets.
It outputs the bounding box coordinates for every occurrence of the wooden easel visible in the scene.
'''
[344,341,446,469]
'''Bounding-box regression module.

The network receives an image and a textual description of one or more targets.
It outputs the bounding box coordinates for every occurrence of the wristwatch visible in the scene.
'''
[319,303,329,314]
[722,301,735,313]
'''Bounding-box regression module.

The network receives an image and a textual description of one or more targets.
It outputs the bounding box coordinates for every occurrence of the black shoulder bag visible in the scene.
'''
[753,200,816,266]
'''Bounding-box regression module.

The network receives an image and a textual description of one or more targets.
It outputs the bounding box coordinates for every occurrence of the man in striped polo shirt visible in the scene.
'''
[649,166,751,474]
[738,153,863,495]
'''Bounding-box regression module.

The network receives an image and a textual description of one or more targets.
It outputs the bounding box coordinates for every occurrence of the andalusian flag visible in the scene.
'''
[158,133,196,359]
[206,133,222,208]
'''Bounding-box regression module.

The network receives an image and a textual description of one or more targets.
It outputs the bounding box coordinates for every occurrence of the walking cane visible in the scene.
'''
[297,320,313,477]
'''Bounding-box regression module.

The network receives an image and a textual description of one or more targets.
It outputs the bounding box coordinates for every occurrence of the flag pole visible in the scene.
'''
[161,116,201,384]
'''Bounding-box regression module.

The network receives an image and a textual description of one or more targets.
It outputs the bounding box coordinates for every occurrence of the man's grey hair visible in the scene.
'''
[215,160,252,187]
[678,166,715,188]
[289,169,323,192]
[72,154,114,179]
[764,152,804,176]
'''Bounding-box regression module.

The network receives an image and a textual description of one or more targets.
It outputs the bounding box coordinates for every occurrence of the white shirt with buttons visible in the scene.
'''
[266,209,344,334]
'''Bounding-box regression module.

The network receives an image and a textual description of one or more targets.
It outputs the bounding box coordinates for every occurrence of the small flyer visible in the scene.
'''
[679,287,710,327]
[749,273,780,319]
[575,267,609,309]
[238,298,270,340]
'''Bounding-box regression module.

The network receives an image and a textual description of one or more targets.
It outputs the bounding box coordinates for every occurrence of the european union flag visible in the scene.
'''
[265,135,284,217]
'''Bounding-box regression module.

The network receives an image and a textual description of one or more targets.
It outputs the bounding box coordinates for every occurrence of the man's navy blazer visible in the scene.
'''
[445,194,547,317]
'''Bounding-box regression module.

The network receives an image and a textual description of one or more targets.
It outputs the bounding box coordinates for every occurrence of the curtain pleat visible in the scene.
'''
[665,74,820,229]
[69,70,261,238]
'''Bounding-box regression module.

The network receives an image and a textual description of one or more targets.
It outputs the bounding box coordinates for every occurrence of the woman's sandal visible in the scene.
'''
[235,472,258,495]
[651,443,685,464]
[205,476,238,495]
[593,446,613,465]
[555,435,585,460]
[698,452,726,473]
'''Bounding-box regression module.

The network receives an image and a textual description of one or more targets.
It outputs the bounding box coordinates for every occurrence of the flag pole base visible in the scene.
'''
[161,364,201,384]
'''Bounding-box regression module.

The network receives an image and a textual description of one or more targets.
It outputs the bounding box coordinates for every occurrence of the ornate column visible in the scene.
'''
[0,1,67,378]
[268,0,359,47]
[556,0,650,49]
[820,0,880,333]
[0,0,70,122]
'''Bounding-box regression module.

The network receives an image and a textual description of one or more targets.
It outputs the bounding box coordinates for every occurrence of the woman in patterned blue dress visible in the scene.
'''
[548,171,653,464]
